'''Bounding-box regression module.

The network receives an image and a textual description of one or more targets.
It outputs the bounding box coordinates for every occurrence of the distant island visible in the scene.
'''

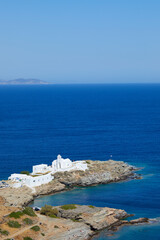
[0,78,50,85]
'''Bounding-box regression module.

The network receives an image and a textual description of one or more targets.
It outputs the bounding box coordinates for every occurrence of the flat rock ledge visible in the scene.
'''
[0,160,140,207]
[38,205,154,240]
[56,205,129,231]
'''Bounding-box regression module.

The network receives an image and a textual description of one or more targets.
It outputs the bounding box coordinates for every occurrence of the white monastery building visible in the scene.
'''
[32,164,49,174]
[9,155,88,188]
[52,155,72,171]
[8,173,53,188]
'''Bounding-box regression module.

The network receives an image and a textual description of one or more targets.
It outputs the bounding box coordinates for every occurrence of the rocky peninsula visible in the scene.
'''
[0,201,155,240]
[0,160,140,207]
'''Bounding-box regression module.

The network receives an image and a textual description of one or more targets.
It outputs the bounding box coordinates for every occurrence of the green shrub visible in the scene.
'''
[54,225,59,228]
[9,211,24,219]
[61,204,77,210]
[40,205,58,217]
[23,207,36,217]
[41,233,45,236]
[49,214,57,218]
[23,237,33,240]
[88,205,94,208]
[23,218,33,225]
[86,160,91,164]
[0,228,9,236]
[21,171,30,175]
[71,219,80,222]
[77,213,82,216]
[51,208,58,216]
[7,220,21,228]
[31,225,40,232]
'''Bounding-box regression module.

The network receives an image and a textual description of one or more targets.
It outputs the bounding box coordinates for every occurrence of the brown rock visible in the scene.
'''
[129,217,149,224]
[56,205,128,231]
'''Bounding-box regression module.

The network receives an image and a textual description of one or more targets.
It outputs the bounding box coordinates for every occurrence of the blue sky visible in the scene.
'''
[0,0,160,83]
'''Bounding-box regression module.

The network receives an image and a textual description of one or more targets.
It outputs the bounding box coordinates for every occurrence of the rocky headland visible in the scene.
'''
[53,159,139,187]
[0,160,140,207]
[0,202,156,240]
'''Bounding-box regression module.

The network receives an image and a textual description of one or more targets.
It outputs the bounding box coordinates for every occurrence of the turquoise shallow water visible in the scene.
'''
[0,84,160,239]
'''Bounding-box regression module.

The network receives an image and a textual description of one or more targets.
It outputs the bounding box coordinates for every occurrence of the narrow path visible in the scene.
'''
[7,223,36,239]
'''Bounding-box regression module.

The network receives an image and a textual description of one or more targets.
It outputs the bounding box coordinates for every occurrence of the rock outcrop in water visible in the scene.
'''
[56,205,129,231]
[53,160,138,187]
[43,204,130,239]
[0,160,139,207]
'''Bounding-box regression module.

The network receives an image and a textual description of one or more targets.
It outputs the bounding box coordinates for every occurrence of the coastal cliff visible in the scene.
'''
[0,160,139,207]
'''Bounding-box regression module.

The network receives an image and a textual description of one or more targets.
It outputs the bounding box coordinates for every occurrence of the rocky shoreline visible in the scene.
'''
[45,204,155,240]
[0,159,140,207]
[0,202,157,240]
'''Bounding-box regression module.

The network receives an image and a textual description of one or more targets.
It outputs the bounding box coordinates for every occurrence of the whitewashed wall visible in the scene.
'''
[9,173,54,188]
[32,164,51,174]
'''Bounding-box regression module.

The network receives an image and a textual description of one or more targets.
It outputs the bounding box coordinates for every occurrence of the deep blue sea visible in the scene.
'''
[0,84,160,239]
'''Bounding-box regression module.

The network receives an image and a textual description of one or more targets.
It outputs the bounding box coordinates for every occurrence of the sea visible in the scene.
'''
[0,84,160,239]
